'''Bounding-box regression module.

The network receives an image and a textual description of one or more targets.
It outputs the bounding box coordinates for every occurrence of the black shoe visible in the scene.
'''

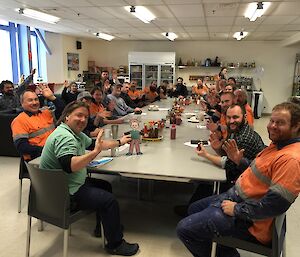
[105,240,139,256]
[136,152,143,155]
[174,205,188,218]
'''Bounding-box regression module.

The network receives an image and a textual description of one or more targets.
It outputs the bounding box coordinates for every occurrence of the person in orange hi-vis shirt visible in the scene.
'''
[235,89,254,128]
[177,102,300,257]
[11,86,65,161]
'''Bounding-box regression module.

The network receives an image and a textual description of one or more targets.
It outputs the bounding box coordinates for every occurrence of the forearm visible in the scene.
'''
[234,190,291,221]
[15,138,43,158]
[70,149,100,172]
[203,152,222,167]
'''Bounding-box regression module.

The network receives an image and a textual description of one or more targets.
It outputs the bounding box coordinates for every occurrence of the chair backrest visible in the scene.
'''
[25,163,72,229]
[212,213,286,257]
[272,213,286,257]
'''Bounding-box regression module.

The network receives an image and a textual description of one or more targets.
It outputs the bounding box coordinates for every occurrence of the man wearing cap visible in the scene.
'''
[107,84,141,117]
[11,87,65,161]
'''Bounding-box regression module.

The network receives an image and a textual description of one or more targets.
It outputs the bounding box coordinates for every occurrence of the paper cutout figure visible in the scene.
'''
[127,118,143,156]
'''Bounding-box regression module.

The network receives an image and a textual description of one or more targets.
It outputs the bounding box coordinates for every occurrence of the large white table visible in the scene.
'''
[30,99,226,189]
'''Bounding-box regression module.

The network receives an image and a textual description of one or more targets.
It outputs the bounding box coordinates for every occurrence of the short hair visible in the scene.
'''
[0,80,13,91]
[177,77,183,81]
[57,101,89,126]
[19,89,36,104]
[112,84,122,91]
[162,80,169,84]
[227,104,246,116]
[272,102,300,129]
[228,77,236,84]
[90,86,103,95]
[101,70,109,74]
[220,91,235,99]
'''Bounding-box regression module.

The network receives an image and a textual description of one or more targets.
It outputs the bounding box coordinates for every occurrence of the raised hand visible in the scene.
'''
[222,139,244,165]
[94,129,104,152]
[209,132,223,151]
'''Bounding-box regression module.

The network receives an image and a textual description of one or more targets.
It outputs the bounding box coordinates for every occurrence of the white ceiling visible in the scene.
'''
[0,0,299,42]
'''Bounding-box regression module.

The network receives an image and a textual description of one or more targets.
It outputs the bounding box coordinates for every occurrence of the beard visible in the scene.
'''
[4,91,14,96]
[227,119,245,133]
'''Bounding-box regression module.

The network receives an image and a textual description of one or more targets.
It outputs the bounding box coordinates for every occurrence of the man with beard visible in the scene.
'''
[177,102,300,257]
[175,104,265,217]
[0,69,36,111]
[234,89,254,128]
[171,77,188,98]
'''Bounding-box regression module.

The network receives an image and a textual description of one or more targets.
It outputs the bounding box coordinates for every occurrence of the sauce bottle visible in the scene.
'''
[170,124,176,140]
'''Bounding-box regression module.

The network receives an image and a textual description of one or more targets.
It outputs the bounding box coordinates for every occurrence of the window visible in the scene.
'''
[0,29,13,81]
[0,20,46,84]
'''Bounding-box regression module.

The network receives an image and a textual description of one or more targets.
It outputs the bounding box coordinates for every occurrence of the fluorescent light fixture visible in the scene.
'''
[124,6,155,23]
[233,31,248,41]
[244,2,271,21]
[162,32,178,41]
[16,8,60,24]
[94,32,115,41]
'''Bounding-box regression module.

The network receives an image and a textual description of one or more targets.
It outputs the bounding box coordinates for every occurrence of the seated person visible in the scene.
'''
[157,80,168,99]
[175,105,265,217]
[171,77,188,98]
[11,87,65,161]
[177,102,300,257]
[143,80,159,103]
[61,81,79,104]
[224,84,235,93]
[192,79,208,98]
[0,69,36,111]
[120,82,138,108]
[128,80,144,103]
[40,101,139,256]
[89,87,124,125]
[107,84,141,117]
[227,77,237,87]
[234,89,254,128]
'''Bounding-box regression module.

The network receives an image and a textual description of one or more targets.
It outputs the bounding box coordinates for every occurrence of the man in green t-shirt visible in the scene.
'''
[40,101,139,256]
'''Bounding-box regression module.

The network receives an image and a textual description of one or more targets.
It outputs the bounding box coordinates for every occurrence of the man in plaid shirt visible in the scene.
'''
[191,104,266,202]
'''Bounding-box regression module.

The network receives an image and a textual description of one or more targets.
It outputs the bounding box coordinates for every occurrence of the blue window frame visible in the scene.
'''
[0,20,46,84]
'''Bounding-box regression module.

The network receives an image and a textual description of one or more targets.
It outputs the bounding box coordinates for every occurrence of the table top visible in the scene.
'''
[91,99,226,183]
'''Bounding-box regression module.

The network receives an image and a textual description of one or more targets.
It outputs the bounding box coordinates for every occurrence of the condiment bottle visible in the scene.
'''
[170,124,176,140]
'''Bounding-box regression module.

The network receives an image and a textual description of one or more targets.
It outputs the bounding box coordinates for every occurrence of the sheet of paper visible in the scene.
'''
[158,108,170,111]
[88,157,113,167]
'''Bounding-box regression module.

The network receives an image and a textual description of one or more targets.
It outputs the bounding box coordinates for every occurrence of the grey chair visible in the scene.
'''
[211,213,286,257]
[25,163,104,257]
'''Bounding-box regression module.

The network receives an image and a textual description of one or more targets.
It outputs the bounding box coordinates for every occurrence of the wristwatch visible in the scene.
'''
[117,139,122,147]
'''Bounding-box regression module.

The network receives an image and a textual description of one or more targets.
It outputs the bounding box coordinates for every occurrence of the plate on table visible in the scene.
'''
[142,136,163,141]
[148,105,159,111]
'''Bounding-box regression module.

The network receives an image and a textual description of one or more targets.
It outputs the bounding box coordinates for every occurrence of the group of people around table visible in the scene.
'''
[2,68,300,257]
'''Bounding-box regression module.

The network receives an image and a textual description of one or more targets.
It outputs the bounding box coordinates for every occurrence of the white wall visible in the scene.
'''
[46,36,299,113]
[45,32,89,83]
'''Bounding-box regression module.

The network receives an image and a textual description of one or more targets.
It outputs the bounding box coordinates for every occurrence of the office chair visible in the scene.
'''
[18,157,30,213]
[211,213,286,257]
[25,163,104,257]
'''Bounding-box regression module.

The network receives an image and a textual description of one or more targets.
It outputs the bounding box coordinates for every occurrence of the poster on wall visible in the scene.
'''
[67,53,79,70]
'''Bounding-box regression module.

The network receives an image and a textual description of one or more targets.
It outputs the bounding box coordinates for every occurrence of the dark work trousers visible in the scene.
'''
[177,187,259,257]
[73,177,123,248]
[189,181,234,204]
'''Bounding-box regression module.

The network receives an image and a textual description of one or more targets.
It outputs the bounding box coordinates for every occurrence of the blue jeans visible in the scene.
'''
[73,177,123,248]
[176,187,258,257]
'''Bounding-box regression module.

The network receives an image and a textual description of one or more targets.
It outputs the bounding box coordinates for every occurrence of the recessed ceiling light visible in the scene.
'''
[124,6,155,24]
[16,8,60,24]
